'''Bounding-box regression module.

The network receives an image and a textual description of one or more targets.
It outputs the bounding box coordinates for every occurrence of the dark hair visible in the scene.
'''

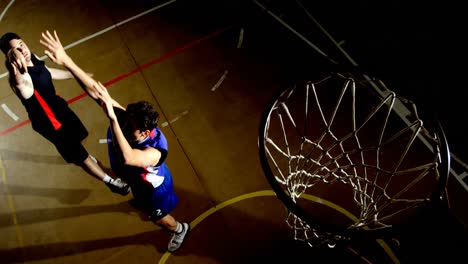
[126,101,159,131]
[0,32,20,55]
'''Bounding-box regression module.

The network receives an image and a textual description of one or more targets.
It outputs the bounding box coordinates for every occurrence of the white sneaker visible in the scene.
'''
[168,222,190,252]
[106,178,131,196]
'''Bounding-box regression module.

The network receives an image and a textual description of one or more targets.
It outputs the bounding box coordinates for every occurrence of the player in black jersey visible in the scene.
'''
[1,32,130,195]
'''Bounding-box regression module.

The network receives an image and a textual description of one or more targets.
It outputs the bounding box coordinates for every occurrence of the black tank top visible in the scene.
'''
[19,55,87,142]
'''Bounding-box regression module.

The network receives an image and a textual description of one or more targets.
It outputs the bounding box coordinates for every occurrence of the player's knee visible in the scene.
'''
[154,214,172,226]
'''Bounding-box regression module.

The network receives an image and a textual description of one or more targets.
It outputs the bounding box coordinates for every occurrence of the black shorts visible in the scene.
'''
[53,136,89,164]
[35,113,89,164]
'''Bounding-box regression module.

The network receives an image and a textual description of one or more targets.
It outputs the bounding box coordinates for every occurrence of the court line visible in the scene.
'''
[0,0,177,80]
[158,190,399,264]
[252,0,337,65]
[0,156,24,248]
[237,28,244,48]
[1,103,19,121]
[0,0,14,44]
[60,0,177,52]
[210,70,228,92]
[0,0,15,22]
[160,110,189,128]
[0,26,231,137]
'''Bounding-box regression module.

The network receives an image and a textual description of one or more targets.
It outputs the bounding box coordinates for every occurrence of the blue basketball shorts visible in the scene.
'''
[149,163,178,220]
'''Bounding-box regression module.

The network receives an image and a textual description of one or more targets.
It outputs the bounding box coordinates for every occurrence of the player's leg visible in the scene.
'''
[154,214,190,252]
[82,153,130,195]
[54,137,130,195]
[150,172,189,252]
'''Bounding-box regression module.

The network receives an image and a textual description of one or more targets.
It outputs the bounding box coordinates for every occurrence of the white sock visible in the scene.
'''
[103,174,113,183]
[174,222,183,234]
[89,155,98,164]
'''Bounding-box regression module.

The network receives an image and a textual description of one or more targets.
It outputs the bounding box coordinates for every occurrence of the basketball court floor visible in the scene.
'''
[0,1,466,263]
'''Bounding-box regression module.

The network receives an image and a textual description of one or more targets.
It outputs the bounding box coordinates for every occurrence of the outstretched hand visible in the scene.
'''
[94,82,117,121]
[40,30,70,66]
[7,48,28,74]
[6,49,33,91]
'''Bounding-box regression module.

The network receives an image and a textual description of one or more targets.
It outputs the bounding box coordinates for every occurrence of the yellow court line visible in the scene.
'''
[158,190,399,264]
[0,156,24,248]
[301,194,400,264]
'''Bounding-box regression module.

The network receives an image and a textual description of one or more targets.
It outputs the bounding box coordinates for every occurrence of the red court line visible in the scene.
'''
[1,26,230,137]
[0,120,31,137]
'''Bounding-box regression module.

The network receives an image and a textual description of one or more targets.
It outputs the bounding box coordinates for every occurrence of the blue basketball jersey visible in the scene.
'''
[107,126,178,218]
[107,127,170,188]
[129,127,169,188]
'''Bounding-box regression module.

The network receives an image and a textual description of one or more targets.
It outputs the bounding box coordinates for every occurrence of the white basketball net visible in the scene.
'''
[262,73,444,247]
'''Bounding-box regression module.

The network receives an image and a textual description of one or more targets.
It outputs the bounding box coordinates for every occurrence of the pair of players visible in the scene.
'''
[1,30,189,252]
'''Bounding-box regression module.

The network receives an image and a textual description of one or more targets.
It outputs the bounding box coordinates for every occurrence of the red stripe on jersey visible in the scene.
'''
[141,169,150,183]
[34,90,62,130]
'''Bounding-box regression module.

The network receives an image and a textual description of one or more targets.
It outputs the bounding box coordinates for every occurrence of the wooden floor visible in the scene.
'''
[0,1,466,263]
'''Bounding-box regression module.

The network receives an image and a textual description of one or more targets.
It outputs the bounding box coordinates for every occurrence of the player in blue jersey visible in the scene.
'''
[39,30,190,252]
[1,32,130,195]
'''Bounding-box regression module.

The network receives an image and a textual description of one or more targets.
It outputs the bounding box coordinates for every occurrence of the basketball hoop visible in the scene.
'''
[258,72,450,248]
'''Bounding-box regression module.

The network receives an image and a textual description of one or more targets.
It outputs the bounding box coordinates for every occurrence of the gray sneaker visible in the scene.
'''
[106,178,131,196]
[168,222,190,252]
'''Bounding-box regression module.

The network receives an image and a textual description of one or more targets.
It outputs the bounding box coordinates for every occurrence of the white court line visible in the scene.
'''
[0,0,177,79]
[211,70,228,92]
[294,0,359,67]
[160,110,189,127]
[252,0,337,64]
[237,28,244,48]
[1,103,19,121]
[99,138,111,144]
[0,0,15,22]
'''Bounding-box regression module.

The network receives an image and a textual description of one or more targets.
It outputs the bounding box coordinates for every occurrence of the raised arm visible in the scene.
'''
[95,82,161,168]
[5,49,34,99]
[45,66,73,80]
[39,30,102,102]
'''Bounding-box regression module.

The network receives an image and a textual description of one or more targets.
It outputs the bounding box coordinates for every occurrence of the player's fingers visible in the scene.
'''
[53,30,62,45]
[98,82,110,95]
[94,86,107,100]
[9,54,16,65]
[12,60,25,74]
[16,63,26,74]
[45,32,58,49]
[22,59,28,73]
[46,30,59,47]
[41,32,53,46]
[39,39,53,51]
[11,62,18,75]
[42,31,54,49]
[8,49,18,63]
[40,32,51,43]
[44,50,56,62]
[45,30,54,41]
[12,60,20,71]
[93,81,102,91]
[95,82,106,94]
[19,56,27,71]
